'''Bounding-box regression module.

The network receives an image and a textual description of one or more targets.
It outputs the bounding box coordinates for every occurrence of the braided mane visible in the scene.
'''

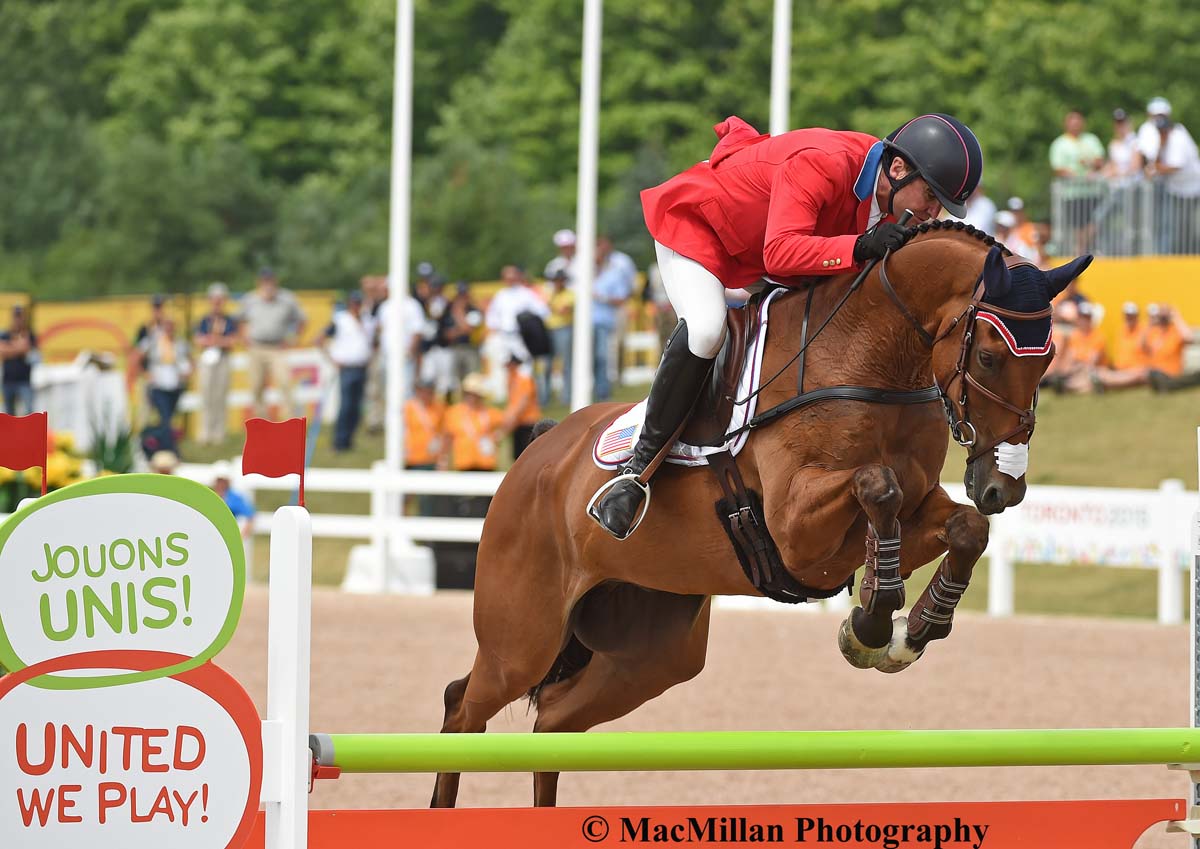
[900,218,1012,257]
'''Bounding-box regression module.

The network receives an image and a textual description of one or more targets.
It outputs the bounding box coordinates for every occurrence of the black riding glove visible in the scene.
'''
[853,222,908,263]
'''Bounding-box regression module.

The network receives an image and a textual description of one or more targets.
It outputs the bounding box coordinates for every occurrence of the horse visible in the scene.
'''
[432,220,1092,808]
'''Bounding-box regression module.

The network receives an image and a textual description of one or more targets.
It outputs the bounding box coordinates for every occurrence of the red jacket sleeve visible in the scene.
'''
[763,150,861,278]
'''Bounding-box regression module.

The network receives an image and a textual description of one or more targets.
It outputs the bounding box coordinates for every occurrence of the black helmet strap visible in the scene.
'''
[882,151,921,217]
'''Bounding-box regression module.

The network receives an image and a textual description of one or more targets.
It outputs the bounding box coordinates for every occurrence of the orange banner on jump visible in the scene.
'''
[249,798,1184,849]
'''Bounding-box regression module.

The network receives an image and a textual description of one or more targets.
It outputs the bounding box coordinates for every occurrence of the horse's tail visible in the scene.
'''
[531,418,558,440]
[527,633,593,709]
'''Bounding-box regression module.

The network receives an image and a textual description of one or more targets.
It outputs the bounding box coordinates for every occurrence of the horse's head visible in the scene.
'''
[930,246,1092,514]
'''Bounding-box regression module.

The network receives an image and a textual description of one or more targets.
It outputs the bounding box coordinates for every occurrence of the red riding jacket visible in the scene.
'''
[641,116,892,289]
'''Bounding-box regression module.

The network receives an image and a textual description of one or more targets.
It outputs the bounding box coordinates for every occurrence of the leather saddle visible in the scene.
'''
[681,289,776,446]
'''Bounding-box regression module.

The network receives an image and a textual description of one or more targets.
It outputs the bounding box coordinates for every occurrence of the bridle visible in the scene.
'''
[877,256,1051,463]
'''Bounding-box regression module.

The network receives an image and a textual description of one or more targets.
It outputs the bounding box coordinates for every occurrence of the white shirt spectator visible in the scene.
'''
[960,192,997,234]
[485,284,549,334]
[379,295,427,359]
[1138,122,1200,197]
[1108,134,1141,178]
[544,254,578,285]
[325,310,376,367]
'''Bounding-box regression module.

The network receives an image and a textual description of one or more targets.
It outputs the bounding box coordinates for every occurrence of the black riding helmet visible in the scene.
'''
[882,114,983,218]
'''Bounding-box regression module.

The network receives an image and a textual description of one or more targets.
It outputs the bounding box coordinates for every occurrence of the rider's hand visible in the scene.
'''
[853,222,909,263]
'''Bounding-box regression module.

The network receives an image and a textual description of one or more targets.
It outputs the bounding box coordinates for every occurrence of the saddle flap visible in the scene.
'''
[682,297,764,446]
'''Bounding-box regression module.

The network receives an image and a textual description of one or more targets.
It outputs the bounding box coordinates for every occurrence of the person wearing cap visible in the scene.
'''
[238,267,307,418]
[439,374,505,472]
[484,264,550,370]
[404,378,445,471]
[323,291,376,452]
[194,282,239,445]
[590,112,985,540]
[1136,97,1200,255]
[1003,198,1042,263]
[149,450,179,474]
[436,281,484,397]
[502,355,542,459]
[958,184,996,234]
[0,304,38,416]
[1095,303,1152,391]
[545,229,577,285]
[1105,109,1142,180]
[210,460,254,541]
[1146,303,1196,391]
[1044,303,1107,393]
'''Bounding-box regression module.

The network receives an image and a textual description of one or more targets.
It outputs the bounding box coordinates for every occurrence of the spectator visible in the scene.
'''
[959,184,997,234]
[0,305,38,416]
[439,373,505,472]
[484,265,549,369]
[377,275,428,399]
[1050,109,1106,254]
[544,229,577,285]
[210,460,254,542]
[134,294,167,352]
[503,355,542,459]
[404,378,445,471]
[239,268,306,419]
[437,281,484,397]
[194,282,238,445]
[593,237,636,401]
[544,269,575,405]
[1105,108,1142,179]
[1137,97,1200,254]
[361,274,389,434]
[1043,303,1105,393]
[323,291,375,452]
[130,294,167,426]
[1096,302,1151,390]
[993,209,1017,247]
[140,316,190,453]
[1146,303,1197,391]
[421,275,456,399]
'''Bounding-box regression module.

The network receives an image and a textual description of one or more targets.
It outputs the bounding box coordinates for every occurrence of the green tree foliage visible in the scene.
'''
[2,0,1199,298]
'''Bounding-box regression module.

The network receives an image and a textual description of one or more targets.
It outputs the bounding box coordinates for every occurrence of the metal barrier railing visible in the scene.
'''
[1050,177,1200,256]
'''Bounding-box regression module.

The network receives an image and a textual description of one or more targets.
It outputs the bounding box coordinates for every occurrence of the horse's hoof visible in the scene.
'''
[874,616,924,674]
[837,613,889,669]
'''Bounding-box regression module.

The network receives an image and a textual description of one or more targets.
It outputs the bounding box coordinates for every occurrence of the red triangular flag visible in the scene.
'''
[243,417,307,507]
[0,412,48,495]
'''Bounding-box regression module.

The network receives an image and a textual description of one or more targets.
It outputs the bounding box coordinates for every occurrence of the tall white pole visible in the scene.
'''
[769,0,792,136]
[385,0,413,478]
[571,0,602,411]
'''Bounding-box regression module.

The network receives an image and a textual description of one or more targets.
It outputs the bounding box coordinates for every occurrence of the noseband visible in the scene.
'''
[877,256,1051,463]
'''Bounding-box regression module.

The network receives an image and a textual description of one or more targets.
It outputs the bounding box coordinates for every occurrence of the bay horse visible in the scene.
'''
[432,221,1091,807]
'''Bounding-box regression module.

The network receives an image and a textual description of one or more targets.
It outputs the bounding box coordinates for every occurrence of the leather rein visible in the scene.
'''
[725,252,1050,467]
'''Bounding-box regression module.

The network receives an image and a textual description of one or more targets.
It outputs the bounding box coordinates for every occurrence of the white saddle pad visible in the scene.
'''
[593,288,784,469]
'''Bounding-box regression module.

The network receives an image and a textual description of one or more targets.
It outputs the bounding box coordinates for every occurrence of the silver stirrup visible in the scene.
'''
[586,473,652,541]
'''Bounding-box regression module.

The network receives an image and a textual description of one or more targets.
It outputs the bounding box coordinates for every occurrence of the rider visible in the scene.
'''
[589,114,984,540]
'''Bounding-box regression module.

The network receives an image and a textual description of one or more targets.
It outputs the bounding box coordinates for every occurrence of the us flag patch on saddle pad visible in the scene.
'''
[592,288,784,470]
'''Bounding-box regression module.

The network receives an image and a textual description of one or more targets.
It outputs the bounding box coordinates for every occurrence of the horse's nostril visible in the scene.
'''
[982,484,1004,509]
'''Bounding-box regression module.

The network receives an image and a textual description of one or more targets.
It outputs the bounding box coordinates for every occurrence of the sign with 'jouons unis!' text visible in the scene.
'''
[0,474,261,849]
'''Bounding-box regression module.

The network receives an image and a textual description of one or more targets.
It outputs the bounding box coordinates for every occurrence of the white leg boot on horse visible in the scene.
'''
[589,319,715,539]
[837,465,907,669]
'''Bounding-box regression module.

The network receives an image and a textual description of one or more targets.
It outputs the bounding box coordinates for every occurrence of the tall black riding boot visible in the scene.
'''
[589,320,715,539]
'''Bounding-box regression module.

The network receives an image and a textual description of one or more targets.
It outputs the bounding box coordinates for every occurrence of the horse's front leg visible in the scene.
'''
[836,464,906,669]
[874,484,989,674]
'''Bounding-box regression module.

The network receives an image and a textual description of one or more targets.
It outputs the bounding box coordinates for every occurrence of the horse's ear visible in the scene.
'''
[1043,255,1094,299]
[981,246,1011,300]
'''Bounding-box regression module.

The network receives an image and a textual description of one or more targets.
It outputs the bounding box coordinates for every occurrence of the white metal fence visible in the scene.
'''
[1050,177,1200,256]
[159,461,1197,624]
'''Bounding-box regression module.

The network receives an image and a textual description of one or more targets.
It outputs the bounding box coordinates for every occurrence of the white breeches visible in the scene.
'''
[654,240,729,358]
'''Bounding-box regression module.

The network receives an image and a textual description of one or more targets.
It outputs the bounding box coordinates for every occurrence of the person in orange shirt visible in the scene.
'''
[503,355,542,459]
[1147,304,1198,392]
[439,373,506,472]
[404,379,445,471]
[1096,302,1151,390]
[1045,303,1106,393]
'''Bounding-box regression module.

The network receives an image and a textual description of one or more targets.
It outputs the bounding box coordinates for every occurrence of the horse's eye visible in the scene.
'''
[978,350,995,368]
